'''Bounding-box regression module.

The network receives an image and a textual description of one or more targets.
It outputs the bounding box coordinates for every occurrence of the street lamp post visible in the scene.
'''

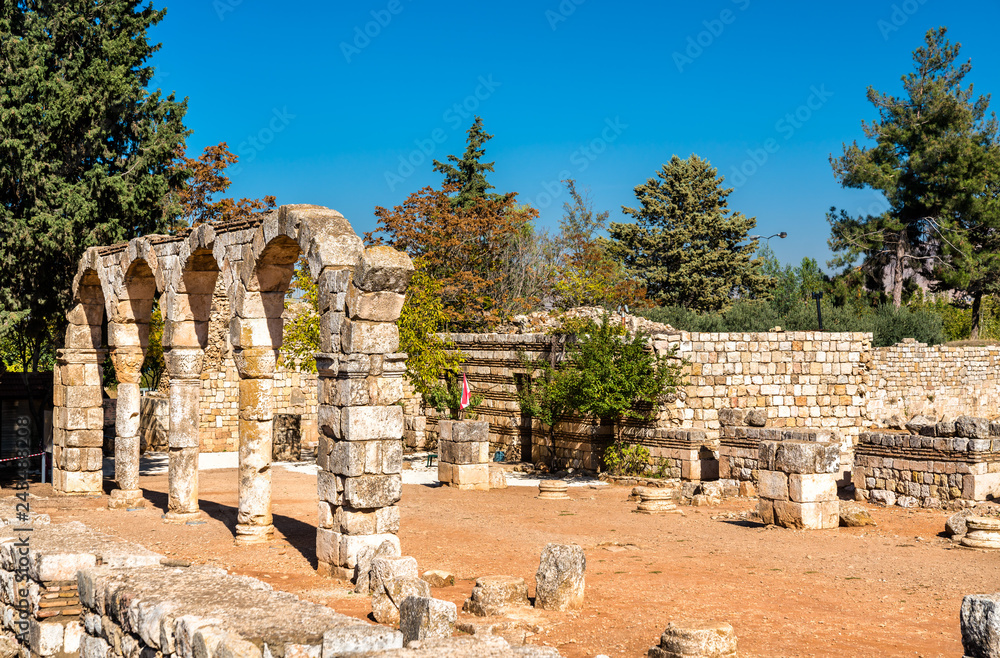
[749,232,788,243]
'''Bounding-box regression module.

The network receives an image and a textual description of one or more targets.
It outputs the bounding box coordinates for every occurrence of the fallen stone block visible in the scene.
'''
[421,570,455,588]
[399,596,456,645]
[648,619,737,658]
[353,538,402,594]
[372,576,431,625]
[958,416,991,440]
[535,544,585,611]
[371,556,419,594]
[745,409,767,427]
[463,576,529,617]
[718,408,745,427]
[962,593,1000,658]
[839,502,876,528]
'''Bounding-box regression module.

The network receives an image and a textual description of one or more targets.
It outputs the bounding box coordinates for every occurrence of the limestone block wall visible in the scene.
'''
[404,329,873,471]
[869,338,1000,422]
[854,420,1000,508]
[659,331,872,438]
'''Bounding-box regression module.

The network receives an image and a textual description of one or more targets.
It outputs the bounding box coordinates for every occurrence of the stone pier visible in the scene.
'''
[756,439,840,530]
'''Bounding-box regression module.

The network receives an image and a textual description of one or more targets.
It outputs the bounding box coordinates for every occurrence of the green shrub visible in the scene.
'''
[870,304,945,347]
[602,441,651,476]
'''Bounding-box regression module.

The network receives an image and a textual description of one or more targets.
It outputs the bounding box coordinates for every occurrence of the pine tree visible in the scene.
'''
[432,116,500,208]
[606,155,769,311]
[828,27,998,313]
[0,0,190,366]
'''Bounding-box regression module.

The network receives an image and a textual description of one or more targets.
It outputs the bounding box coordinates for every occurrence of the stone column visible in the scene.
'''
[164,346,204,522]
[108,346,145,509]
[234,345,276,544]
[316,246,412,581]
[52,348,106,495]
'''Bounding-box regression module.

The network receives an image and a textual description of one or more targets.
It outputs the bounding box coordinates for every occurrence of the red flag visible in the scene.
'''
[460,373,471,409]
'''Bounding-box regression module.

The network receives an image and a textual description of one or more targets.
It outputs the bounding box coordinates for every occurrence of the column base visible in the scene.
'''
[108,489,146,510]
[163,510,205,524]
[317,561,354,581]
[234,523,274,545]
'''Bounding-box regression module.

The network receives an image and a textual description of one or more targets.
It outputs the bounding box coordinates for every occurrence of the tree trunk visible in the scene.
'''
[892,230,905,308]
[971,291,983,340]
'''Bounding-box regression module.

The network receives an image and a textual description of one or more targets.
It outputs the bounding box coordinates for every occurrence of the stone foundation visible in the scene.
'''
[854,417,1000,508]
[756,439,840,530]
[437,420,490,490]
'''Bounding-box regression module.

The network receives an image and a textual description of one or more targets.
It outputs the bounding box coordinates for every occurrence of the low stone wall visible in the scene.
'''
[0,520,161,657]
[854,418,1000,508]
[870,338,1000,422]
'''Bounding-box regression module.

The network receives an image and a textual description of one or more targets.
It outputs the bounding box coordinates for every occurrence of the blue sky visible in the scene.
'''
[149,0,1000,270]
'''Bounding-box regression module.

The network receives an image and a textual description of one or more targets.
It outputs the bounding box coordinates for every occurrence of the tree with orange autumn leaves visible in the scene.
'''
[166,142,276,228]
[370,182,540,331]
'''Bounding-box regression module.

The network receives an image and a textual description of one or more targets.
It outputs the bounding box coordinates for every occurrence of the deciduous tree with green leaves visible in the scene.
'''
[828,27,998,322]
[606,155,770,311]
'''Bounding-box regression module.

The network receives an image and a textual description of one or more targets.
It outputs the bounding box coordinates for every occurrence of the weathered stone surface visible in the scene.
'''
[421,570,455,588]
[371,556,419,596]
[961,517,1000,550]
[745,409,767,427]
[354,540,401,594]
[649,619,737,658]
[958,416,991,440]
[757,440,778,471]
[489,467,507,490]
[440,440,489,465]
[344,475,402,509]
[718,408,745,427]
[756,499,775,525]
[372,576,431,625]
[354,246,415,294]
[534,544,585,611]
[787,473,837,503]
[756,471,788,501]
[438,420,490,443]
[773,499,839,530]
[341,406,404,442]
[341,319,400,354]
[272,414,301,462]
[962,593,1000,658]
[346,286,406,322]
[905,415,936,435]
[839,501,876,527]
[773,441,839,474]
[399,596,457,645]
[869,489,897,507]
[462,576,529,617]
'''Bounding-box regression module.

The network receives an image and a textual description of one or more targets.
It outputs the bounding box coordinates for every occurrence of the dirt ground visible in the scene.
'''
[12,465,998,658]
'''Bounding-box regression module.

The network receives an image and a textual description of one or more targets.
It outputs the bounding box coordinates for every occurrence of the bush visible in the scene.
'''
[602,441,651,476]
[870,304,945,347]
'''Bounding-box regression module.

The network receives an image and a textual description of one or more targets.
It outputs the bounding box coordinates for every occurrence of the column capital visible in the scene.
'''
[110,347,144,384]
[164,347,204,380]
[235,347,277,379]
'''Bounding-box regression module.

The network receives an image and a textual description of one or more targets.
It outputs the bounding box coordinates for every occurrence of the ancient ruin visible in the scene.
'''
[51,205,413,576]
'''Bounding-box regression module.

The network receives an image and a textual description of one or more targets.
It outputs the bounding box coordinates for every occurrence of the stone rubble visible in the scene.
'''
[647,620,738,658]
[398,595,456,645]
[463,576,530,617]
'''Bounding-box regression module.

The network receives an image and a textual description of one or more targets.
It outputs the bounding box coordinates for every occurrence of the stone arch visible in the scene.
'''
[160,228,223,522]
[53,204,414,583]
[105,253,161,509]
